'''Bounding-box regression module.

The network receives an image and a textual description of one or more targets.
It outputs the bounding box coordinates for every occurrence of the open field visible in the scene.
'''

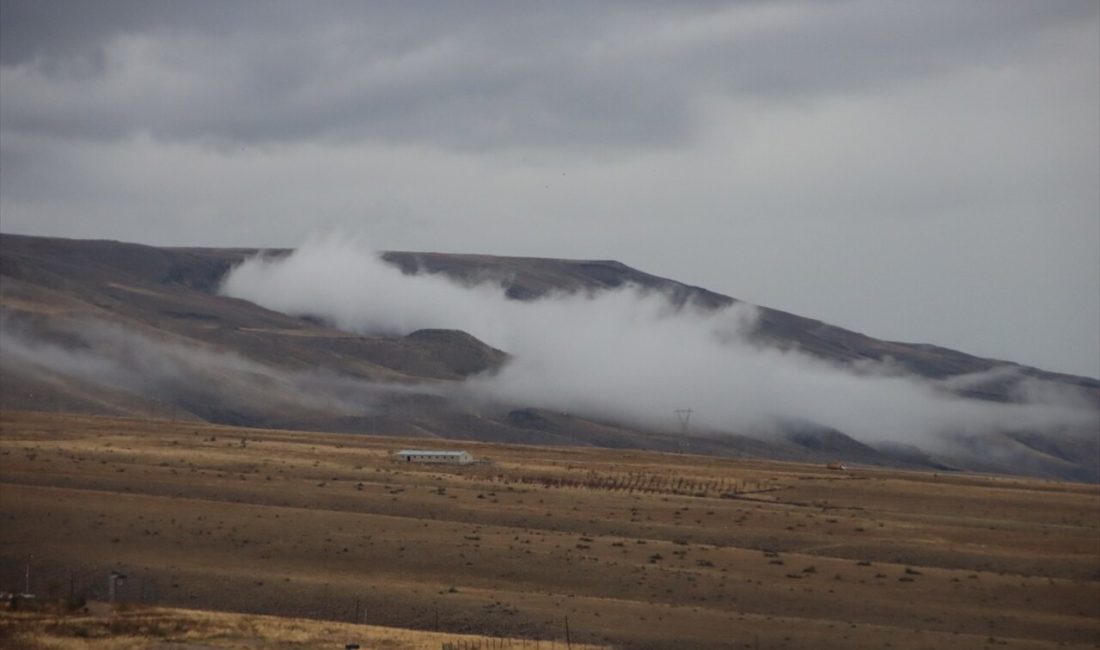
[1,410,1098,649]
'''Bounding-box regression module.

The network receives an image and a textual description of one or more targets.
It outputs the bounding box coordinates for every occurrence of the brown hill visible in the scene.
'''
[1,233,1096,480]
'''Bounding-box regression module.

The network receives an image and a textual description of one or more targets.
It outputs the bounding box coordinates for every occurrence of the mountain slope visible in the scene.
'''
[381,250,1098,399]
[1,233,1096,480]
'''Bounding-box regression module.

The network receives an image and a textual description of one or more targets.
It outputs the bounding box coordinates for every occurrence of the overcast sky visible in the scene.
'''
[1,0,1097,378]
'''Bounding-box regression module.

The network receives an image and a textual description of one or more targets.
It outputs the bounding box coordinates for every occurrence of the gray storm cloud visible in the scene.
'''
[220,235,1099,447]
[1,1,1092,151]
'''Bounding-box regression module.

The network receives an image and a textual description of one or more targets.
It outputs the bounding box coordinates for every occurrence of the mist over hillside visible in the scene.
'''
[2,233,1097,481]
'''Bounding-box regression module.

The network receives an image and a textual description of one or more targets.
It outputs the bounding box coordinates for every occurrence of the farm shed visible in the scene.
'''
[393,449,474,464]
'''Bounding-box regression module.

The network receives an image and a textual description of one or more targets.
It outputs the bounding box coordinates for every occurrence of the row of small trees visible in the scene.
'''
[486,471,773,497]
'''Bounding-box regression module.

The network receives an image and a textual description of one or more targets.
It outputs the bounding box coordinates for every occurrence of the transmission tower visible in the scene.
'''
[674,409,693,434]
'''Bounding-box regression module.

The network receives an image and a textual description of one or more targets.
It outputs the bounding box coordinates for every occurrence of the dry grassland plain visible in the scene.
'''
[0,605,607,650]
[0,410,1098,649]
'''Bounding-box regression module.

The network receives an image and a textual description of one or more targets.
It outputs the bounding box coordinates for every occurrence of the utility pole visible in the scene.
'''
[24,555,31,595]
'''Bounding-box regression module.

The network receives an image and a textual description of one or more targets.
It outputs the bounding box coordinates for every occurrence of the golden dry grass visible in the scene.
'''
[1,410,1098,649]
[0,605,606,649]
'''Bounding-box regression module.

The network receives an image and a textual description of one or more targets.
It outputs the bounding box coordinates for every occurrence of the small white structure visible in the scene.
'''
[393,449,474,465]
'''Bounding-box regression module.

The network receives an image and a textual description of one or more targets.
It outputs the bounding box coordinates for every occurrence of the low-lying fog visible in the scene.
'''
[217,234,1098,448]
[0,314,438,420]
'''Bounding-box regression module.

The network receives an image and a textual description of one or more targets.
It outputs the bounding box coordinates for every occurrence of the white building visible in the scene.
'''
[393,449,474,465]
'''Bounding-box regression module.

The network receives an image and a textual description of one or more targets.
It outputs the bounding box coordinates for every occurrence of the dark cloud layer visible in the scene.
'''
[1,0,1093,150]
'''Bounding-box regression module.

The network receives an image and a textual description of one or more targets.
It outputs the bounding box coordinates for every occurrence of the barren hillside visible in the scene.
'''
[1,233,1097,480]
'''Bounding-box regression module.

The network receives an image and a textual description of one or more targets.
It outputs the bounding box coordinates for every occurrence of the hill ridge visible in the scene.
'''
[1,232,1096,481]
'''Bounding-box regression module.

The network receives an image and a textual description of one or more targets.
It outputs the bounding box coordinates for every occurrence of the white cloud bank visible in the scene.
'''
[221,235,1099,447]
